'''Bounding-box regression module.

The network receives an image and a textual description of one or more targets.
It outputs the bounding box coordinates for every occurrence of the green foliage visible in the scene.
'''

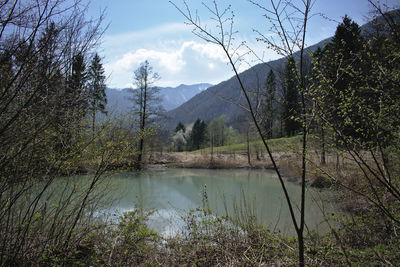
[131,60,165,168]
[261,69,278,138]
[66,53,88,119]
[282,56,301,137]
[175,121,186,133]
[192,135,302,154]
[208,115,238,147]
[87,53,107,115]
[311,16,365,142]
[188,118,207,151]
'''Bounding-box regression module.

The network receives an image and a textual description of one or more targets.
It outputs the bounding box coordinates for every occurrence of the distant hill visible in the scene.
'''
[159,83,211,110]
[106,83,212,116]
[165,10,399,131]
[165,39,329,130]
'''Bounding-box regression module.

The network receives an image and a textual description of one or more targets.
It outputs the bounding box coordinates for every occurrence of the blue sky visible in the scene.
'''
[86,0,398,88]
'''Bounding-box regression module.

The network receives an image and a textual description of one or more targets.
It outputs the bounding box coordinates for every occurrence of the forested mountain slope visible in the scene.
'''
[165,11,396,130]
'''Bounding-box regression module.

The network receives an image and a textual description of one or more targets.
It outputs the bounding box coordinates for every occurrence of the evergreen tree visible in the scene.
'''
[35,22,64,116]
[261,69,277,138]
[87,53,107,137]
[282,56,300,136]
[175,122,186,133]
[66,53,88,118]
[319,15,363,138]
[189,119,207,151]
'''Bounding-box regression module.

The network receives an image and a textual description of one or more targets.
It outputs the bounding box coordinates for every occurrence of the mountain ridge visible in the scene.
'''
[165,10,397,130]
[106,83,212,115]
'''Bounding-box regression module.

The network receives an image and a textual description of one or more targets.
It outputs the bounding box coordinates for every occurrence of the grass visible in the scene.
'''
[192,135,303,155]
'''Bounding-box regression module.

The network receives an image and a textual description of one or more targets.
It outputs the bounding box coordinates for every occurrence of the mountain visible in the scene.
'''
[165,39,328,130]
[105,83,212,116]
[158,83,211,110]
[165,10,398,131]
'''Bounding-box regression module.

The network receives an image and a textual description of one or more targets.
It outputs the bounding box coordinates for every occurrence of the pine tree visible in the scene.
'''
[320,16,363,135]
[175,122,186,133]
[261,69,277,138]
[282,56,300,137]
[87,53,107,137]
[189,119,207,151]
[66,53,88,119]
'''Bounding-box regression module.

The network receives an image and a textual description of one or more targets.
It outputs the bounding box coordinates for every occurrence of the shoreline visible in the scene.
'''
[146,152,332,189]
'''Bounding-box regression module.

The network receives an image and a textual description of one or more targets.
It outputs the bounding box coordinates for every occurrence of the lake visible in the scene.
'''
[81,168,337,236]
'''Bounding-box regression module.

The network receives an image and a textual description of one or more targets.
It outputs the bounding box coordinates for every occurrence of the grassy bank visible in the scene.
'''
[192,135,303,155]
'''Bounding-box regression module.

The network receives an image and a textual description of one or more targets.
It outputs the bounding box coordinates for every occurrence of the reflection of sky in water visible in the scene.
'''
[71,169,338,236]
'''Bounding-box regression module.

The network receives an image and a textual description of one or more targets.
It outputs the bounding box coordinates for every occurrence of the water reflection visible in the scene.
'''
[99,168,337,236]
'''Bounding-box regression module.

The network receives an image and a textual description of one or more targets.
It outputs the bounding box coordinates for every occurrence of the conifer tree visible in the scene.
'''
[87,53,107,137]
[261,69,277,138]
[189,119,207,151]
[66,53,88,119]
[175,122,186,133]
[319,16,363,138]
[282,56,300,137]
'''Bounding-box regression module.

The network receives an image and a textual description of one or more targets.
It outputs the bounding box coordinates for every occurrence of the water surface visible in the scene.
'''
[97,168,336,236]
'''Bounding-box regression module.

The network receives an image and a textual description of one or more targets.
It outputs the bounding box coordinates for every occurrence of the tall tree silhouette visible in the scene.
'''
[282,56,300,137]
[131,61,164,169]
[261,69,277,138]
[87,53,107,137]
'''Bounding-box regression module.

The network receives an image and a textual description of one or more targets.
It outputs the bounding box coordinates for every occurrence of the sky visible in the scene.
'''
[86,0,398,89]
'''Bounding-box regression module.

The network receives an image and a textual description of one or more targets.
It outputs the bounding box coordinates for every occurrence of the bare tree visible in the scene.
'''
[130,60,164,169]
[0,0,110,263]
[171,0,313,265]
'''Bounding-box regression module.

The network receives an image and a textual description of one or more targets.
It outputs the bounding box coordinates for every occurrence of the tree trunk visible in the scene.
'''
[136,81,147,170]
[246,127,251,166]
[321,125,326,165]
[210,132,214,164]
[92,103,96,139]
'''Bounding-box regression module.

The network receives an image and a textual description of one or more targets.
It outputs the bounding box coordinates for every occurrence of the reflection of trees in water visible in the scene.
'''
[73,169,336,235]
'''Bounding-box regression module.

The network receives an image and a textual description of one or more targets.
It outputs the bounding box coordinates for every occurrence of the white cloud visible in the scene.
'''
[102,22,282,88]
[112,49,186,73]
[105,40,234,88]
[103,23,190,49]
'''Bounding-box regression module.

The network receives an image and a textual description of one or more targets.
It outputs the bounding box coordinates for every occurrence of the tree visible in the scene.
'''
[173,122,187,152]
[208,115,229,147]
[175,122,186,133]
[281,56,300,137]
[260,69,277,138]
[319,16,363,139]
[34,22,65,121]
[189,118,207,151]
[308,8,400,230]
[0,0,107,263]
[309,47,327,164]
[172,0,313,265]
[66,53,88,119]
[131,60,165,169]
[87,53,107,137]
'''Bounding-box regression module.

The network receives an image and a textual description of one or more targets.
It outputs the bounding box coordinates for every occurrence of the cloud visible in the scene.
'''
[104,41,233,88]
[112,49,186,73]
[103,23,189,49]
[102,22,282,88]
